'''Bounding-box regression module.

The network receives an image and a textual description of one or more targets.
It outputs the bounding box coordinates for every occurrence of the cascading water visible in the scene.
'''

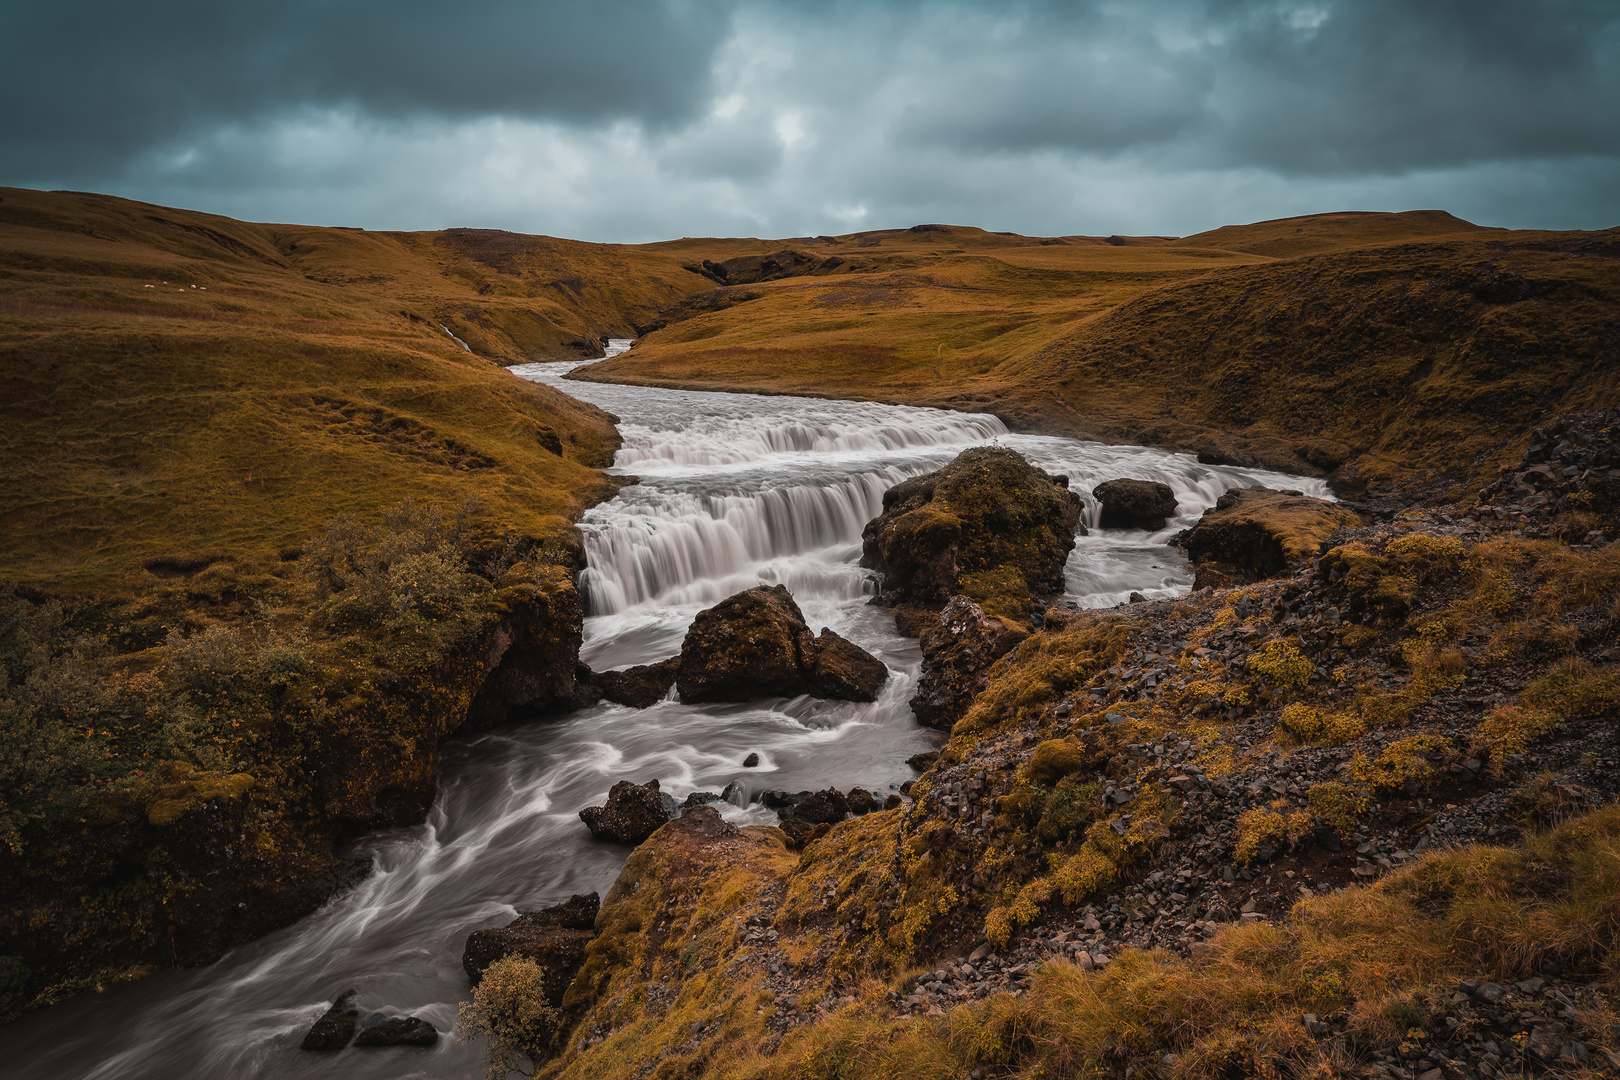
[9,340,1328,1079]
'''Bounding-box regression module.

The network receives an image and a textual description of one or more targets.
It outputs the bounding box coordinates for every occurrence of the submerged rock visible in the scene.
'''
[597,657,679,708]
[1181,487,1360,588]
[910,597,1030,730]
[861,447,1083,617]
[1092,478,1178,530]
[300,989,360,1051]
[354,1015,439,1048]
[462,892,600,1005]
[579,780,674,844]
[675,585,887,703]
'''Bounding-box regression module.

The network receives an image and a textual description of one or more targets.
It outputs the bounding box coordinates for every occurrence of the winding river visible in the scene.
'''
[9,342,1325,1079]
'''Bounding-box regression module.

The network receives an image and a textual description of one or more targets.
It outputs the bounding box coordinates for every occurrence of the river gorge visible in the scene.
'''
[11,343,1326,1080]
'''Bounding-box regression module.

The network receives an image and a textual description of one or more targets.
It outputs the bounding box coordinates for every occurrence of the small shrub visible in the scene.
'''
[1250,640,1313,688]
[1307,781,1367,839]
[1036,777,1101,844]
[1521,657,1620,721]
[1477,705,1561,756]
[1351,735,1449,794]
[1278,703,1365,746]
[1234,800,1314,864]
[457,955,562,1080]
[1023,739,1090,787]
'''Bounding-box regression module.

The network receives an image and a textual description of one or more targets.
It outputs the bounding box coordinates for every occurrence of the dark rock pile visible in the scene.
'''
[910,597,1030,730]
[1474,410,1620,543]
[675,584,888,703]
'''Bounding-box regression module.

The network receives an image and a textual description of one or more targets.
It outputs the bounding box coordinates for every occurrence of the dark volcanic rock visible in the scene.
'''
[805,628,889,700]
[300,989,360,1051]
[1181,487,1360,587]
[1092,478,1178,530]
[742,752,760,767]
[354,1015,439,1048]
[910,597,1030,730]
[597,657,679,708]
[675,585,888,703]
[906,750,940,772]
[579,780,674,844]
[787,788,850,825]
[860,447,1084,613]
[462,892,600,1003]
[846,787,875,814]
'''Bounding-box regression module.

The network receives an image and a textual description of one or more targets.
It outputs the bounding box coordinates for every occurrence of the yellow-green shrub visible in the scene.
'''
[1234,800,1314,864]
[1249,640,1313,688]
[1278,702,1366,746]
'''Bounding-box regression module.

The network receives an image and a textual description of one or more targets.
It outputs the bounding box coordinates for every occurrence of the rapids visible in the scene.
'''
[9,340,1326,1079]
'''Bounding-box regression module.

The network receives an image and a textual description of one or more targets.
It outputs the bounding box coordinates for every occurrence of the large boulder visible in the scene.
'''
[300,989,360,1051]
[579,780,675,844]
[461,892,600,1005]
[675,585,887,703]
[860,447,1084,620]
[1092,478,1178,530]
[910,597,1031,730]
[1181,487,1360,588]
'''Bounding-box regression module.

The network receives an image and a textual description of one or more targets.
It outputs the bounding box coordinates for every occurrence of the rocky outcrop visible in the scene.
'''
[354,1015,439,1048]
[675,585,887,703]
[462,892,600,1005]
[300,989,361,1051]
[579,780,676,844]
[597,657,679,707]
[1180,487,1360,589]
[910,597,1031,730]
[861,447,1084,619]
[1473,410,1620,543]
[1092,478,1178,530]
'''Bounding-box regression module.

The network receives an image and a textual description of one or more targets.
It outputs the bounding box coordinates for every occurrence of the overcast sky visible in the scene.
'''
[4,0,1618,240]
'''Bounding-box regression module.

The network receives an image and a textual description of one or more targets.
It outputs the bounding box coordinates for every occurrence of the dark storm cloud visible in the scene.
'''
[878,0,1620,172]
[1,0,730,176]
[2,0,1617,236]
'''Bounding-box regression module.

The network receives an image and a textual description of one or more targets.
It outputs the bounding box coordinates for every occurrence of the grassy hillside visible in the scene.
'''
[576,213,1620,499]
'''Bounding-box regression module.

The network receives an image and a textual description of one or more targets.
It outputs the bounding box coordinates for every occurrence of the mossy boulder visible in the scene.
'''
[462,892,600,1004]
[675,585,887,703]
[1092,478,1178,530]
[861,447,1084,617]
[911,597,1031,730]
[1181,487,1360,588]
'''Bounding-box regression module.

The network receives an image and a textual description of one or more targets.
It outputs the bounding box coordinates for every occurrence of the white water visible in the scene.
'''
[9,339,1326,1079]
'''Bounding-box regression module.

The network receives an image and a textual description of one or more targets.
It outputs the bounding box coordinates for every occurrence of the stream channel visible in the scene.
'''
[11,342,1325,1079]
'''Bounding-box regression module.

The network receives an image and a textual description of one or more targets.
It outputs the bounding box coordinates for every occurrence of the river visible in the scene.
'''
[9,341,1325,1079]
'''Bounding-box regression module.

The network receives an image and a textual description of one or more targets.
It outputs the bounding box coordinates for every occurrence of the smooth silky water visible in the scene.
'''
[9,341,1326,1079]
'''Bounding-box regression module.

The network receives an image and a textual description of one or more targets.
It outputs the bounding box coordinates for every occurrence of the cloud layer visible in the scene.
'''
[5,0,1617,238]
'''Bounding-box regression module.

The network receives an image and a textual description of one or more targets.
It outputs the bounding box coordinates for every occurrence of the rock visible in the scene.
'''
[682,791,724,808]
[720,780,744,806]
[579,779,674,844]
[846,787,875,814]
[780,818,831,849]
[910,596,1030,730]
[1092,479,1178,530]
[761,789,811,810]
[805,627,889,700]
[1197,444,1258,468]
[675,585,888,703]
[300,989,360,1051]
[354,1015,439,1048]
[1181,487,1360,586]
[597,657,679,708]
[906,751,940,772]
[742,752,760,767]
[884,793,903,809]
[462,892,600,1004]
[787,788,850,825]
[861,447,1084,613]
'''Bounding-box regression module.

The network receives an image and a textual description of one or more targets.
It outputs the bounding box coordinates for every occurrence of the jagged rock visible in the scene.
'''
[720,780,744,805]
[675,585,887,703]
[1092,479,1178,530]
[354,1015,438,1048]
[787,788,850,825]
[761,789,811,810]
[910,597,1030,730]
[906,750,940,772]
[1181,487,1360,587]
[861,447,1084,615]
[579,780,674,844]
[682,791,724,808]
[597,657,679,708]
[462,892,600,1005]
[300,989,359,1051]
[846,787,875,814]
